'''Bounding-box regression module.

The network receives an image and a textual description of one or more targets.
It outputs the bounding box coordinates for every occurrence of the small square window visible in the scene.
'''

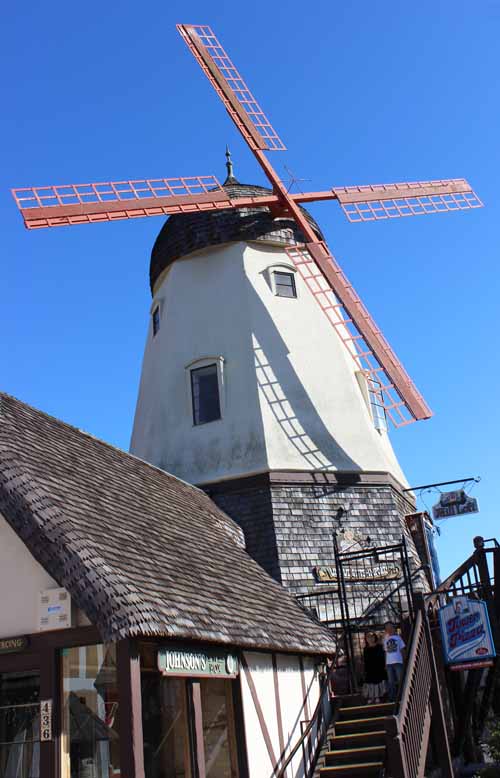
[191,364,221,425]
[274,271,297,298]
[152,306,160,336]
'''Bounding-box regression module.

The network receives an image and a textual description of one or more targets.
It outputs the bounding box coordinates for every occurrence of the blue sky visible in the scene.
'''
[2,1,498,576]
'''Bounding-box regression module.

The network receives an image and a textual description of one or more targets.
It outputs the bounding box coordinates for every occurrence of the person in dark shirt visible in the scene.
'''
[362,632,387,704]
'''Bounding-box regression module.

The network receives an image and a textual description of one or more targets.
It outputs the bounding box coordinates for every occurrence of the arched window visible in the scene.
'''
[185,356,225,426]
[267,263,298,298]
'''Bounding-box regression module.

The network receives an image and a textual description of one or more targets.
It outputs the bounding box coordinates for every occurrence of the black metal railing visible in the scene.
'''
[275,658,338,778]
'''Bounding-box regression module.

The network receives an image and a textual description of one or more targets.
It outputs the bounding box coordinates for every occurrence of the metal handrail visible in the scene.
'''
[275,657,338,778]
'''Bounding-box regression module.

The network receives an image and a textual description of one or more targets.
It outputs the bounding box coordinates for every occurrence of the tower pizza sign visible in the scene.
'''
[438,597,496,671]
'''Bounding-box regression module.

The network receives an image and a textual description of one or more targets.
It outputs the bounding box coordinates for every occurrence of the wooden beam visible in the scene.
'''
[117,639,145,778]
[39,646,59,778]
[416,594,454,778]
[333,179,472,204]
[191,681,207,778]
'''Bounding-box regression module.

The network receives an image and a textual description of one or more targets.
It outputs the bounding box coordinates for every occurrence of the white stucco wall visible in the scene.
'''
[240,651,320,778]
[130,240,408,486]
[0,513,90,638]
[0,512,58,638]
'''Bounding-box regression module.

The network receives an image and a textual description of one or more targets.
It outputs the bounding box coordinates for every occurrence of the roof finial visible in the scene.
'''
[224,145,237,184]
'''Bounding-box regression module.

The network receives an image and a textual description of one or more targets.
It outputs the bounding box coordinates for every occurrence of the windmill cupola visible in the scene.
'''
[149,153,323,292]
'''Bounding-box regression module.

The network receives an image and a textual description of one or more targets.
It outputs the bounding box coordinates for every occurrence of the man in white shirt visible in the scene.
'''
[383,621,406,701]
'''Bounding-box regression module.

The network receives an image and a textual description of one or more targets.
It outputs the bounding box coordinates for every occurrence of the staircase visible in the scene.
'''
[318,695,394,778]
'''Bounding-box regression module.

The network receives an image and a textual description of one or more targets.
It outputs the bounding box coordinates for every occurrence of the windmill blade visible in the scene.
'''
[286,241,432,427]
[12,176,233,229]
[334,178,482,222]
[177,24,286,153]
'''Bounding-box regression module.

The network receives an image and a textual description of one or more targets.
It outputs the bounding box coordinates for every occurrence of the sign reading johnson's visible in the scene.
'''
[438,596,496,667]
[158,645,239,678]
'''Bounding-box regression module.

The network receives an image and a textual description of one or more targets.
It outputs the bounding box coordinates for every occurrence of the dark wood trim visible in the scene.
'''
[298,656,313,766]
[117,638,145,778]
[241,654,278,772]
[298,656,310,721]
[232,678,250,778]
[39,646,59,778]
[8,625,102,653]
[191,681,207,778]
[0,652,41,672]
[419,597,453,778]
[272,654,286,774]
[200,468,414,505]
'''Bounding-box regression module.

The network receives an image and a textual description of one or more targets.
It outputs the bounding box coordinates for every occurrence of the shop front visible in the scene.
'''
[0,393,336,778]
[0,631,323,778]
[0,629,118,778]
[141,643,244,778]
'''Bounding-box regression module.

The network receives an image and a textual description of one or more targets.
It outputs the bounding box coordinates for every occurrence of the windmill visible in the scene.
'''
[11,23,482,428]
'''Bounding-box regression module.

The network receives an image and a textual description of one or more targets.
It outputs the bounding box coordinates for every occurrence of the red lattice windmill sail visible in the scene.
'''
[11,23,482,427]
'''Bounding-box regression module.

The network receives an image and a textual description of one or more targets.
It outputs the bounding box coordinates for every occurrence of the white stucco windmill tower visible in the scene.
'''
[12,24,482,595]
[130,147,409,486]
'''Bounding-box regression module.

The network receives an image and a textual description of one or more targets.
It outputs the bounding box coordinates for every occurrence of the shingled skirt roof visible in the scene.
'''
[0,394,335,655]
[150,179,324,292]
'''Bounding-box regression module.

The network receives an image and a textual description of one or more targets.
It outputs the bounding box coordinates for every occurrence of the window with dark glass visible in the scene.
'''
[274,271,297,298]
[61,644,120,778]
[152,306,160,336]
[0,670,40,778]
[191,364,221,425]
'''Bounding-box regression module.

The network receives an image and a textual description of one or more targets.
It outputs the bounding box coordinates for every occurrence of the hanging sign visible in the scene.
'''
[40,699,53,741]
[438,596,496,667]
[314,563,401,583]
[432,490,479,520]
[158,646,239,678]
[0,636,29,654]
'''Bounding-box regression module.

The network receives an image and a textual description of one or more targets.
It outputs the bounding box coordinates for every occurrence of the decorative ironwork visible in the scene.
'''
[297,537,416,693]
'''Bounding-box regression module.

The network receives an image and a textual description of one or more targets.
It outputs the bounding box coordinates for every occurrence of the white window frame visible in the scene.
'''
[185,356,225,426]
[356,371,388,432]
[266,263,299,298]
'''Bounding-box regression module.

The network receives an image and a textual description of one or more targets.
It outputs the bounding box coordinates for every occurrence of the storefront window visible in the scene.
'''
[142,670,239,778]
[0,670,40,778]
[142,675,190,778]
[61,644,120,778]
[200,678,237,778]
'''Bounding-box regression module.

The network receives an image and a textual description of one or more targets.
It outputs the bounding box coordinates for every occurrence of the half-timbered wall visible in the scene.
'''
[240,650,319,778]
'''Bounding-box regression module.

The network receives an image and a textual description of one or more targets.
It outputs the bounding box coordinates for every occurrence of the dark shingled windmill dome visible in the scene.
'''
[149,150,323,292]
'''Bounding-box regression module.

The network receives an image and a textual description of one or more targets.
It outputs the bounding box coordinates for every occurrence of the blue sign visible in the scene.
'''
[438,597,496,666]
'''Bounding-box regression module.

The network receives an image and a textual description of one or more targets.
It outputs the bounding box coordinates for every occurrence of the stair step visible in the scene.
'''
[339,703,394,720]
[334,716,390,734]
[320,761,384,776]
[325,745,385,765]
[331,731,387,750]
[338,693,365,706]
